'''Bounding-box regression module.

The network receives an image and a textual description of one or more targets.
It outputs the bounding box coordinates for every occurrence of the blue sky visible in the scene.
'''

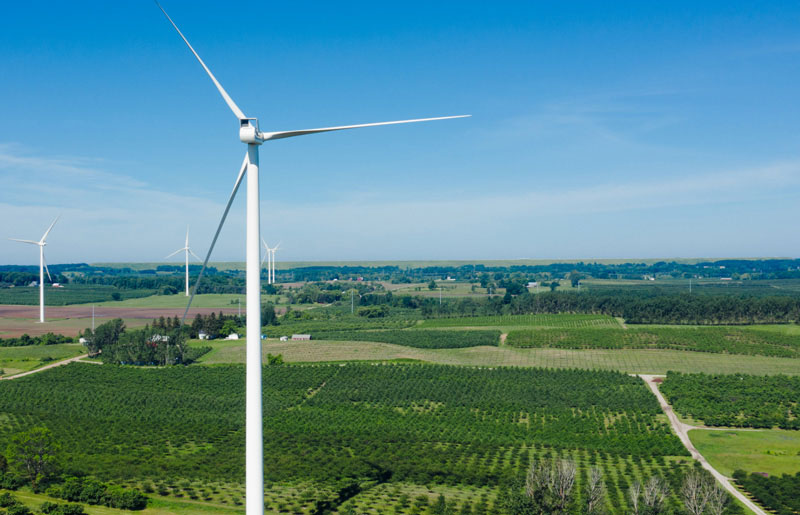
[2,1,800,264]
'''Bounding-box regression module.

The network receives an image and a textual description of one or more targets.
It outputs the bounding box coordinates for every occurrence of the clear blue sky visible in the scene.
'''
[2,1,799,264]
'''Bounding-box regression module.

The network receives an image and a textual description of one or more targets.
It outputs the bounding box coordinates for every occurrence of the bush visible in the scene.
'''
[40,501,86,515]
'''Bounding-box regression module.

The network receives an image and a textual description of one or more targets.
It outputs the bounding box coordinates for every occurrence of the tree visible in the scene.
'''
[584,466,605,514]
[642,476,669,515]
[261,303,278,326]
[6,427,59,487]
[428,280,437,290]
[705,482,730,515]
[220,319,239,337]
[549,281,559,292]
[681,470,710,515]
[83,319,125,356]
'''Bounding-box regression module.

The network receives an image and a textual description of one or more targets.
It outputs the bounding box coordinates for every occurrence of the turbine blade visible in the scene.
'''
[42,253,52,282]
[185,225,190,247]
[155,1,246,120]
[274,242,281,251]
[262,238,269,250]
[40,216,60,244]
[165,248,184,259]
[8,238,40,245]
[261,115,470,141]
[261,253,267,266]
[188,249,202,261]
[182,152,248,324]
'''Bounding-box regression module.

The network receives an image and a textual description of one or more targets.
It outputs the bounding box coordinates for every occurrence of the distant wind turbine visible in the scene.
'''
[9,217,59,323]
[261,241,281,285]
[154,3,469,512]
[165,226,202,296]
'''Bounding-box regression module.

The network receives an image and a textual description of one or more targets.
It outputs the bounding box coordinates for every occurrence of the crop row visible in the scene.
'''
[262,317,415,337]
[418,313,620,329]
[505,326,800,358]
[311,329,500,348]
[660,372,800,429]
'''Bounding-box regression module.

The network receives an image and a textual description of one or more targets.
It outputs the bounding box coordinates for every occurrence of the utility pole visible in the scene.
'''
[238,298,241,317]
[439,287,442,305]
[92,305,95,332]
[351,289,355,314]
[689,278,692,294]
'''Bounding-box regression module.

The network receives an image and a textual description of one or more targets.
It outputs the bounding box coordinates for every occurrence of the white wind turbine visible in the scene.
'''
[155,4,469,513]
[165,226,202,296]
[261,241,281,285]
[9,217,59,323]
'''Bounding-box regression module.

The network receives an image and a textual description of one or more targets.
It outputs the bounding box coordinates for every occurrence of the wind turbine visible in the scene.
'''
[9,217,59,323]
[165,226,202,296]
[260,239,272,285]
[265,241,281,285]
[154,4,469,513]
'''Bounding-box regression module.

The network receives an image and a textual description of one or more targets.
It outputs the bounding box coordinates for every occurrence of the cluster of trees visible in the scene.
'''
[733,470,800,515]
[312,329,500,349]
[503,462,735,515]
[0,333,73,348]
[505,326,800,358]
[81,319,208,365]
[46,476,147,510]
[0,271,66,287]
[417,290,800,325]
[660,372,800,429]
[188,312,243,339]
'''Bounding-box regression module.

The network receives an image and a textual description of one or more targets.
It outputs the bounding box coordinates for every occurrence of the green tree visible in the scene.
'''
[6,427,59,488]
[428,280,437,290]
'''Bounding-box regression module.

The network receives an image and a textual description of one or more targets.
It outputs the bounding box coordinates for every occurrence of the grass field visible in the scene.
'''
[689,429,800,477]
[194,339,800,375]
[0,343,83,376]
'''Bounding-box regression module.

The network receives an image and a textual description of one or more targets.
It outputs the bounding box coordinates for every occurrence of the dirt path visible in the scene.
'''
[1,354,95,381]
[639,374,766,515]
[499,333,508,345]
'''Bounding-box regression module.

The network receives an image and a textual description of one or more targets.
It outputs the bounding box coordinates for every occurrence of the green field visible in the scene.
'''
[417,313,621,329]
[0,363,694,514]
[193,339,800,375]
[87,293,281,309]
[0,343,83,376]
[505,326,800,358]
[0,285,156,305]
[689,429,800,477]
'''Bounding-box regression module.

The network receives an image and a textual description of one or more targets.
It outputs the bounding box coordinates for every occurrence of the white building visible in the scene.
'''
[291,334,311,341]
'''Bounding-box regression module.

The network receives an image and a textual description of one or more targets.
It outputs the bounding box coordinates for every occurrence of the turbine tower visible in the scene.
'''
[155,4,469,513]
[263,241,281,285]
[260,239,275,285]
[165,226,202,296]
[9,217,59,323]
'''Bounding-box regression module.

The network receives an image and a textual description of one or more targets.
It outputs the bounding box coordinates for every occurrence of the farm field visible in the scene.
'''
[88,293,282,309]
[417,313,621,329]
[689,429,800,477]
[0,363,696,514]
[505,326,800,358]
[0,343,83,376]
[195,339,800,375]
[659,372,800,428]
[0,285,156,305]
[0,303,242,338]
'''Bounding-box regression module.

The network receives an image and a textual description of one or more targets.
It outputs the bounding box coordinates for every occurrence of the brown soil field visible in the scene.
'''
[0,305,239,338]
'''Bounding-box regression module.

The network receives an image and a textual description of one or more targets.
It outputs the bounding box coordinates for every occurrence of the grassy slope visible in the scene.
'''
[689,429,800,477]
[87,293,281,309]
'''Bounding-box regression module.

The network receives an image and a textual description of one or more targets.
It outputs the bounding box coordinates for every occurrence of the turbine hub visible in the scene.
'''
[239,118,263,145]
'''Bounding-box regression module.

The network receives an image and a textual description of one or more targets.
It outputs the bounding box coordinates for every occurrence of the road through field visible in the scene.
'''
[639,375,766,515]
[0,354,97,380]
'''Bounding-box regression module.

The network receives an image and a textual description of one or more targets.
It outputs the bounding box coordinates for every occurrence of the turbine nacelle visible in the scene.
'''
[240,118,263,145]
